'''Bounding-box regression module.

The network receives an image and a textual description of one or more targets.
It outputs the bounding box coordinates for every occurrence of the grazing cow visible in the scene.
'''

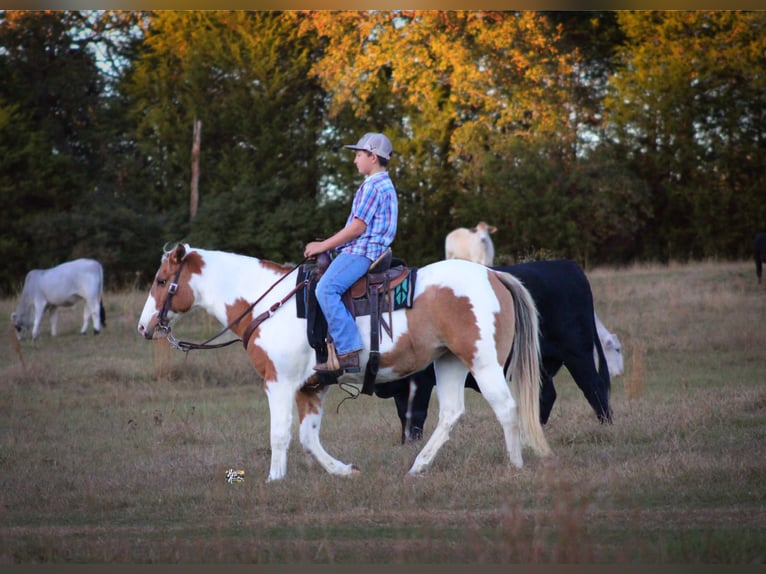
[445,221,497,266]
[11,258,105,340]
[595,312,624,377]
[375,259,614,442]
[755,232,766,284]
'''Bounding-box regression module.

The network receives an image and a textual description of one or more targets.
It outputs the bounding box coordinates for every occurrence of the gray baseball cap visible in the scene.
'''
[343,132,393,160]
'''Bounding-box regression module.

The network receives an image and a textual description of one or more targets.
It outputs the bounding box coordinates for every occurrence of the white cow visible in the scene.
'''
[594,312,624,377]
[11,258,105,340]
[445,221,497,266]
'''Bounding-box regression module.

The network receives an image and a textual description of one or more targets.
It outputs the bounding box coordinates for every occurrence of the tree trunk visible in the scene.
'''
[190,118,202,220]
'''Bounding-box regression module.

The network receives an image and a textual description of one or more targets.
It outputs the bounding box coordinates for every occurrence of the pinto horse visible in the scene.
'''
[137,243,552,481]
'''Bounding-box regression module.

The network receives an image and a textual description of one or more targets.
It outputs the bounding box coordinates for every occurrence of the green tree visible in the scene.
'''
[5,9,762,291]
[122,11,331,263]
[0,11,108,292]
[303,11,595,265]
[606,11,766,261]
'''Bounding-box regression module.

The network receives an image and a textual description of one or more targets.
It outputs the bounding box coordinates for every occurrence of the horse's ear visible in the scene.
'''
[172,243,186,263]
[489,226,498,234]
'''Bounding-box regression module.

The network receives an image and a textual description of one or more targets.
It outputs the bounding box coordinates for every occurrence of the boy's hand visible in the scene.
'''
[304,241,325,259]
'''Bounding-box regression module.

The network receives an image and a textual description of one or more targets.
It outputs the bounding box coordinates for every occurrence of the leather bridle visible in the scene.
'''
[156,258,186,335]
[154,254,308,353]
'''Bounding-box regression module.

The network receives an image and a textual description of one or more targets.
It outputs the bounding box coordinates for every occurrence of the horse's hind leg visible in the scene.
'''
[408,355,467,476]
[473,363,523,468]
[296,386,356,476]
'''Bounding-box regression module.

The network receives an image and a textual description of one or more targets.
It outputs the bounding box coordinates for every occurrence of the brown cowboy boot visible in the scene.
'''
[314,351,360,374]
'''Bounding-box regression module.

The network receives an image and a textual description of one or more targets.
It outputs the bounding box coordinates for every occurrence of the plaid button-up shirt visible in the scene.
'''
[339,171,398,262]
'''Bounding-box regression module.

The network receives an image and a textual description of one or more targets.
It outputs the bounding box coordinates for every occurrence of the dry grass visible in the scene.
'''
[0,260,764,563]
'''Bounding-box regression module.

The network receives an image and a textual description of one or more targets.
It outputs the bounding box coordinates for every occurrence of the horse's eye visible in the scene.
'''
[157,278,167,287]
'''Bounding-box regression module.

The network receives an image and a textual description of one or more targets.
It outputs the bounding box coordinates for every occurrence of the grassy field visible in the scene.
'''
[0,259,764,563]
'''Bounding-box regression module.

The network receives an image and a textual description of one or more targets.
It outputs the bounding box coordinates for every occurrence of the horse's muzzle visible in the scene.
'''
[138,319,173,341]
[137,322,157,339]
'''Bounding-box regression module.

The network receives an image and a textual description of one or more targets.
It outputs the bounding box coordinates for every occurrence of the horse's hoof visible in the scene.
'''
[350,465,362,476]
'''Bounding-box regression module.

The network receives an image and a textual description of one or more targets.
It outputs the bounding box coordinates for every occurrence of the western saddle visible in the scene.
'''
[310,248,410,394]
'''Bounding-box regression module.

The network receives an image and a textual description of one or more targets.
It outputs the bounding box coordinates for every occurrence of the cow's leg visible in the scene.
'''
[263,380,296,481]
[566,355,612,424]
[390,382,412,443]
[50,307,61,337]
[377,368,436,444]
[399,379,430,443]
[540,358,562,425]
[80,303,92,335]
[539,373,556,425]
[399,366,437,443]
[374,378,413,442]
[408,355,467,476]
[296,385,355,476]
[87,298,102,334]
[35,305,51,339]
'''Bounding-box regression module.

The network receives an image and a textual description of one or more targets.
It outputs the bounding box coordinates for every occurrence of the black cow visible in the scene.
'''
[755,233,766,284]
[374,259,613,443]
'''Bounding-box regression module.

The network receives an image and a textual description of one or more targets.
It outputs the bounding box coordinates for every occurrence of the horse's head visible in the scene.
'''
[137,243,200,340]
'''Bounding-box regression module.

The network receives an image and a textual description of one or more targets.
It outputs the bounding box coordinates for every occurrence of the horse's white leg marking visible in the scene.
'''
[264,381,296,482]
[297,387,355,477]
[408,355,467,476]
[472,362,523,468]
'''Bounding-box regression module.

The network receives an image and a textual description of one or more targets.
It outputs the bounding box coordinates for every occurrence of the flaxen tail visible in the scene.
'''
[494,271,552,457]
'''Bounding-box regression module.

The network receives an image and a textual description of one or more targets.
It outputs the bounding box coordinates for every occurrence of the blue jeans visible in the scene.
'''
[315,252,370,356]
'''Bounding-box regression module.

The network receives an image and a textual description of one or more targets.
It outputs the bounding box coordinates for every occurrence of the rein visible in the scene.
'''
[158,257,308,353]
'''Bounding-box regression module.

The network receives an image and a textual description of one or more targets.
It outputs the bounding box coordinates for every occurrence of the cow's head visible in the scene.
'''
[602,332,624,377]
[473,221,497,237]
[10,312,22,338]
[10,308,31,340]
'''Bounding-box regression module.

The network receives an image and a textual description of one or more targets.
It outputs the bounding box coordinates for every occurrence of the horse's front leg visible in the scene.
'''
[263,380,296,481]
[297,385,358,477]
